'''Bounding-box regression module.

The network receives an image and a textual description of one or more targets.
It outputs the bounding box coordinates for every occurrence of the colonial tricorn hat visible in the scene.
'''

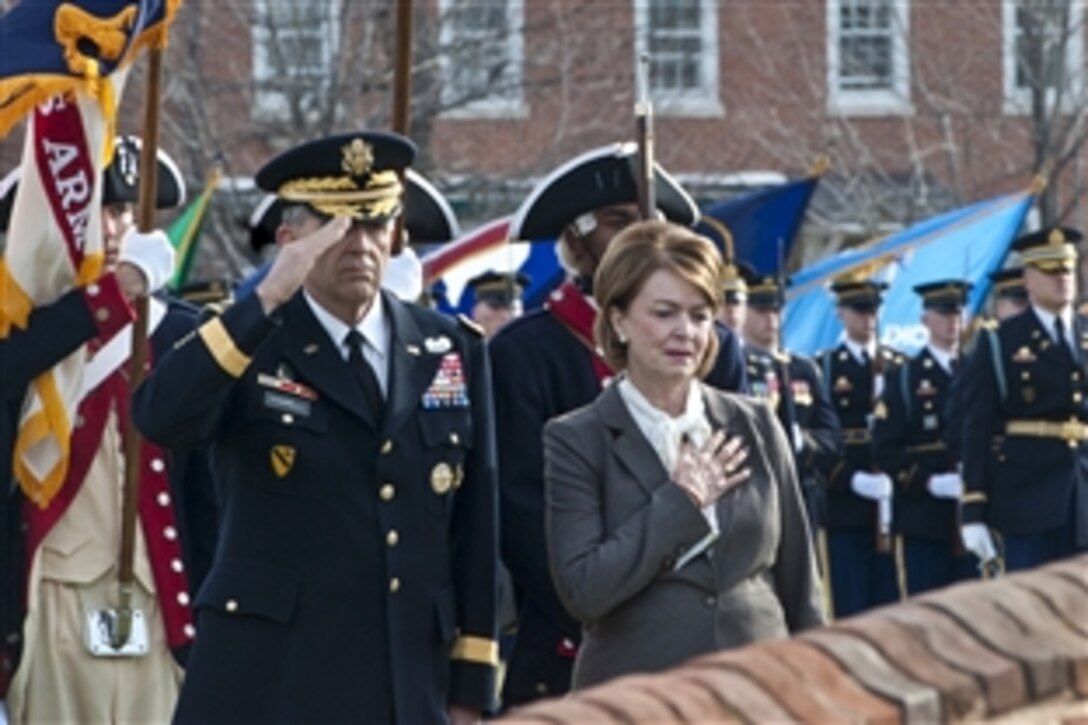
[0,137,185,232]
[102,135,186,209]
[246,167,458,253]
[509,142,699,241]
[912,279,972,313]
[467,270,531,307]
[255,130,416,222]
[830,268,888,312]
[1010,226,1081,272]
[989,266,1027,300]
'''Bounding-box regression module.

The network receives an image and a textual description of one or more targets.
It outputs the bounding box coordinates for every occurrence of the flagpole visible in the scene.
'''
[635,53,655,221]
[391,0,413,256]
[114,45,164,649]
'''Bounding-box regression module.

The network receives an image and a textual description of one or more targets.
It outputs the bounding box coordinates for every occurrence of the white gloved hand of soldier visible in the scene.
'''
[850,471,893,501]
[927,472,964,500]
[791,423,804,454]
[118,228,176,294]
[961,523,997,562]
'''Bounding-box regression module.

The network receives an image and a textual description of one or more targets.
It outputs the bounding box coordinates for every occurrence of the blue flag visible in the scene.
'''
[783,191,1035,356]
[696,175,821,275]
[0,0,180,138]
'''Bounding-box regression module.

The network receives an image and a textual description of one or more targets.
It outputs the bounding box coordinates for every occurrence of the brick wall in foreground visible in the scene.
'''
[502,556,1088,724]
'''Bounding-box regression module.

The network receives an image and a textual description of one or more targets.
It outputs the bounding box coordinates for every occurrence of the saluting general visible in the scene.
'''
[960,227,1088,572]
[133,132,499,724]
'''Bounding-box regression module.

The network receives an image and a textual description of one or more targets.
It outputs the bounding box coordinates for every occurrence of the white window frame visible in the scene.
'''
[251,0,341,122]
[1002,1,1085,114]
[633,0,723,118]
[827,0,912,116]
[438,0,526,119]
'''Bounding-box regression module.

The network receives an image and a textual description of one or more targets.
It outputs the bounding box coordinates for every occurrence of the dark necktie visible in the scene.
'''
[1055,316,1078,364]
[344,330,385,417]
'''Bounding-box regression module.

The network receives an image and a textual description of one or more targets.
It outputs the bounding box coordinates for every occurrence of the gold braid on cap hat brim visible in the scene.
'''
[278,171,403,219]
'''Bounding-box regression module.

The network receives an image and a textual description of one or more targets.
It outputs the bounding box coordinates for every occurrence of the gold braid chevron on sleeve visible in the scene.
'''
[199,317,250,378]
[450,635,499,667]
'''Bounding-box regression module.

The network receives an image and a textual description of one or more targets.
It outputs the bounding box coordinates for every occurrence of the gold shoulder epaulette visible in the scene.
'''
[979,317,998,330]
[773,351,791,364]
[457,314,485,338]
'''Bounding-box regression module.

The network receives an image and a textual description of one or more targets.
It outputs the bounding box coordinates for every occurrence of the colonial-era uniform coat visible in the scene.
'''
[962,308,1088,564]
[544,384,824,689]
[815,342,902,616]
[1,280,214,711]
[133,291,499,723]
[490,295,746,706]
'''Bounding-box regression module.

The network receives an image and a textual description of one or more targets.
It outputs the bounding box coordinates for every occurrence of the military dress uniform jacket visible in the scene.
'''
[816,343,902,529]
[745,348,841,484]
[874,348,959,541]
[962,309,1088,544]
[133,291,499,723]
[490,307,746,705]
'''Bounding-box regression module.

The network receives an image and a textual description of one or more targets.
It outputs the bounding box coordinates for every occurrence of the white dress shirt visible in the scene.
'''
[304,291,390,396]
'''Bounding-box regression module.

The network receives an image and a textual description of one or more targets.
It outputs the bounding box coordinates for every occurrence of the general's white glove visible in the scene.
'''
[851,471,893,501]
[791,423,804,454]
[961,523,997,562]
[382,246,423,302]
[119,228,175,293]
[927,472,963,500]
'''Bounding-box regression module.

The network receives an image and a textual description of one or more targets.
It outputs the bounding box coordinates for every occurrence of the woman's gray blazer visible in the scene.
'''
[544,382,825,689]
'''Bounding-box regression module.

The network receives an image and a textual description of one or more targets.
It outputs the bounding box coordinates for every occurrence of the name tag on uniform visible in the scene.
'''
[263,390,312,417]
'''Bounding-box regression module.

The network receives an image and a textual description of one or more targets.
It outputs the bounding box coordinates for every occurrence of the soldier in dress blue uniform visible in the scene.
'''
[961,227,1088,572]
[490,143,747,708]
[944,265,1028,470]
[740,269,842,543]
[466,270,530,339]
[815,272,902,617]
[874,280,976,595]
[133,131,499,724]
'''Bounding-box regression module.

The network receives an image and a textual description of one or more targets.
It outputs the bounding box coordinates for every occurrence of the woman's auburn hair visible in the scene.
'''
[592,220,725,377]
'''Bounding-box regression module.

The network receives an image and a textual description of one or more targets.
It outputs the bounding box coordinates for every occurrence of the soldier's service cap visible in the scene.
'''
[467,270,531,307]
[913,279,972,313]
[989,266,1028,300]
[723,260,754,305]
[256,131,416,222]
[1010,226,1082,272]
[830,271,888,312]
[509,142,699,241]
[0,137,185,233]
[743,266,785,311]
[247,167,456,254]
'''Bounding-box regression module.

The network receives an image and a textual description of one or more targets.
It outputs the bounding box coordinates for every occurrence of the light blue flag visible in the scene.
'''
[783,191,1036,356]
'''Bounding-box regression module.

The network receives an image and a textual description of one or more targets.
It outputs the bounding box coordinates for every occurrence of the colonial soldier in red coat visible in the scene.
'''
[2,139,213,723]
[489,143,747,707]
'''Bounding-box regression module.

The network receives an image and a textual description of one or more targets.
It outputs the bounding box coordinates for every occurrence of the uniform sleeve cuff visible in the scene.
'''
[449,658,498,714]
[82,273,136,342]
[961,494,986,523]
